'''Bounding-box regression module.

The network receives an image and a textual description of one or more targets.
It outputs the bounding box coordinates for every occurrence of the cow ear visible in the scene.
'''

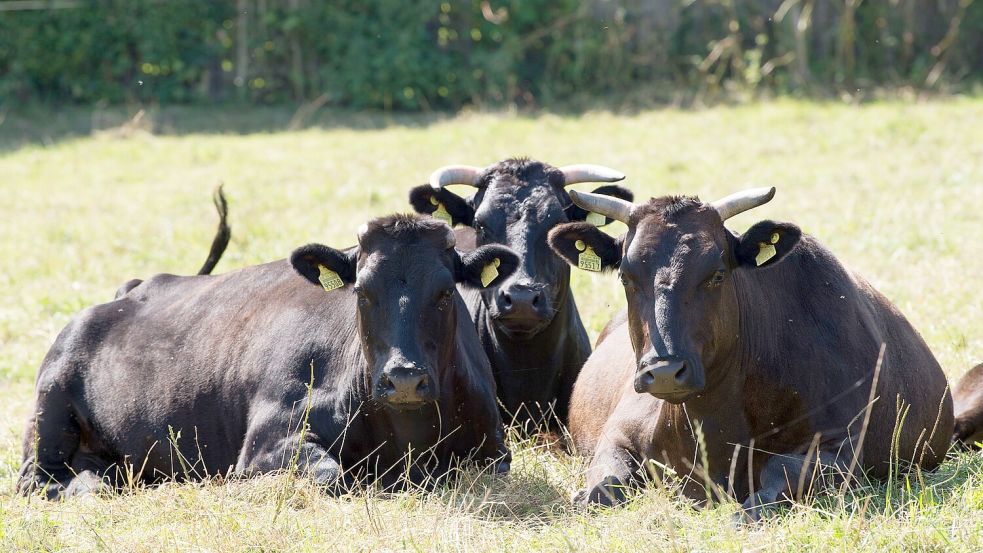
[733,220,801,269]
[408,185,475,227]
[548,222,622,271]
[565,185,634,227]
[455,244,519,289]
[290,244,357,290]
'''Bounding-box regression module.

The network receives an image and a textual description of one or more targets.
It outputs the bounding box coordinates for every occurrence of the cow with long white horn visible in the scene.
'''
[408,158,633,432]
[548,186,953,521]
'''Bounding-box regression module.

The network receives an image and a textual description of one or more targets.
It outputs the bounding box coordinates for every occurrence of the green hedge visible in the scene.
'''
[1,0,981,109]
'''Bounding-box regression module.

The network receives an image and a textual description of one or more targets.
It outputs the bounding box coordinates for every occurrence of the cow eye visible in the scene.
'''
[708,269,726,287]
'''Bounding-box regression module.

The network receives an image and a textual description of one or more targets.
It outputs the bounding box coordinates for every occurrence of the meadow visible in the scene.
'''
[0,100,981,551]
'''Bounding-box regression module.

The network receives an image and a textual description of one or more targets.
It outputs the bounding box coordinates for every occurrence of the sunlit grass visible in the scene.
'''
[1,99,981,550]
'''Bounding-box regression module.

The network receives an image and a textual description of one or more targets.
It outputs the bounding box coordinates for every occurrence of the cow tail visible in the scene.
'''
[197,184,231,275]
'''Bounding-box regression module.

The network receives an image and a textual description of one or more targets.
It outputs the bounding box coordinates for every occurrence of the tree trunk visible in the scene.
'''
[235,0,250,99]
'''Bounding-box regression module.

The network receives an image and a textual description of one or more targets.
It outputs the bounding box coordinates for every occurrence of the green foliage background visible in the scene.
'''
[2,0,981,110]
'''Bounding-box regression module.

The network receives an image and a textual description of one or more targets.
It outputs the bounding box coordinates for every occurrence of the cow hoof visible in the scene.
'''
[17,477,66,501]
[738,489,783,524]
[732,506,763,526]
[493,460,511,475]
[574,476,627,507]
[64,471,109,498]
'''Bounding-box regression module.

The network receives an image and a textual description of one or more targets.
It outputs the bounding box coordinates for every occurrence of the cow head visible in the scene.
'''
[291,215,518,410]
[408,158,632,339]
[548,188,801,404]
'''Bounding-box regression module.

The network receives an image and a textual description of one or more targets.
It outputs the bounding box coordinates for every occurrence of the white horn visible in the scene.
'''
[558,164,625,185]
[429,165,483,190]
[568,189,633,224]
[710,186,777,221]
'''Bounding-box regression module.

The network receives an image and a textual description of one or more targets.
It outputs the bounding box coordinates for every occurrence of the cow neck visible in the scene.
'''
[661,346,750,488]
[364,401,442,462]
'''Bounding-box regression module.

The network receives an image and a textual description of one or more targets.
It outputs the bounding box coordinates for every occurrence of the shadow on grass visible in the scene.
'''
[0,103,455,153]
[844,447,982,512]
[751,446,983,523]
[0,92,706,153]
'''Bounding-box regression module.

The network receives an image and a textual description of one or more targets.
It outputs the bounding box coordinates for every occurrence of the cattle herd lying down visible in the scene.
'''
[15,158,982,522]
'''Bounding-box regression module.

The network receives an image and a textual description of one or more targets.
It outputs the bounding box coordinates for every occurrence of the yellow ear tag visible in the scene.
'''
[586,211,606,226]
[429,196,453,226]
[317,264,344,292]
[480,257,501,287]
[755,234,780,267]
[575,239,602,272]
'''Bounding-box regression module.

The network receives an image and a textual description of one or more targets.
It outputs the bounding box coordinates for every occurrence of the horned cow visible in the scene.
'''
[409,158,632,430]
[549,187,954,520]
[18,215,515,499]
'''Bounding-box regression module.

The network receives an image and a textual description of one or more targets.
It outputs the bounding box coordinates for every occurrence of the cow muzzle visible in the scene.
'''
[633,355,705,403]
[375,363,438,408]
[491,282,554,337]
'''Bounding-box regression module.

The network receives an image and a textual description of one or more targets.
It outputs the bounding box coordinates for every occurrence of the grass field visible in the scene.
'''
[1,100,981,551]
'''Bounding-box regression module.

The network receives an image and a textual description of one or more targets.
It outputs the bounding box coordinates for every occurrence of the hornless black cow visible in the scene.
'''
[408,159,632,429]
[953,362,983,447]
[114,185,232,298]
[548,187,953,520]
[18,214,516,499]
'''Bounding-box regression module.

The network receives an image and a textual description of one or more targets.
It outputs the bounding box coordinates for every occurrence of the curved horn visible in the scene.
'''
[558,164,625,185]
[710,186,777,221]
[429,165,483,190]
[568,189,633,224]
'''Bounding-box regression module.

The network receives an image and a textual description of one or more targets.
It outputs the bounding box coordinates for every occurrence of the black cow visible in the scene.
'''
[18,214,516,499]
[408,158,632,429]
[549,187,954,520]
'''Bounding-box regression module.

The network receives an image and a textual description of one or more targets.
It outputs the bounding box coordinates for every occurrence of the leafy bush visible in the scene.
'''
[1,0,980,109]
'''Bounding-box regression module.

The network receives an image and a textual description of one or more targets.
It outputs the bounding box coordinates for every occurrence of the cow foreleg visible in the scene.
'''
[574,444,639,507]
[237,438,346,492]
[739,450,847,522]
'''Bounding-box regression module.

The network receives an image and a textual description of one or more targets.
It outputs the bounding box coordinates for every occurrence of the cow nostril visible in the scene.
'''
[379,374,396,395]
[416,377,429,394]
[673,362,688,381]
[531,292,540,307]
[501,292,512,309]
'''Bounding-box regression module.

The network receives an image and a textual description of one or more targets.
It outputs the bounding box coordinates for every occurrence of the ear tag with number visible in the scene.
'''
[480,257,501,287]
[429,196,453,226]
[575,239,602,272]
[586,211,606,226]
[755,232,781,267]
[317,264,345,292]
